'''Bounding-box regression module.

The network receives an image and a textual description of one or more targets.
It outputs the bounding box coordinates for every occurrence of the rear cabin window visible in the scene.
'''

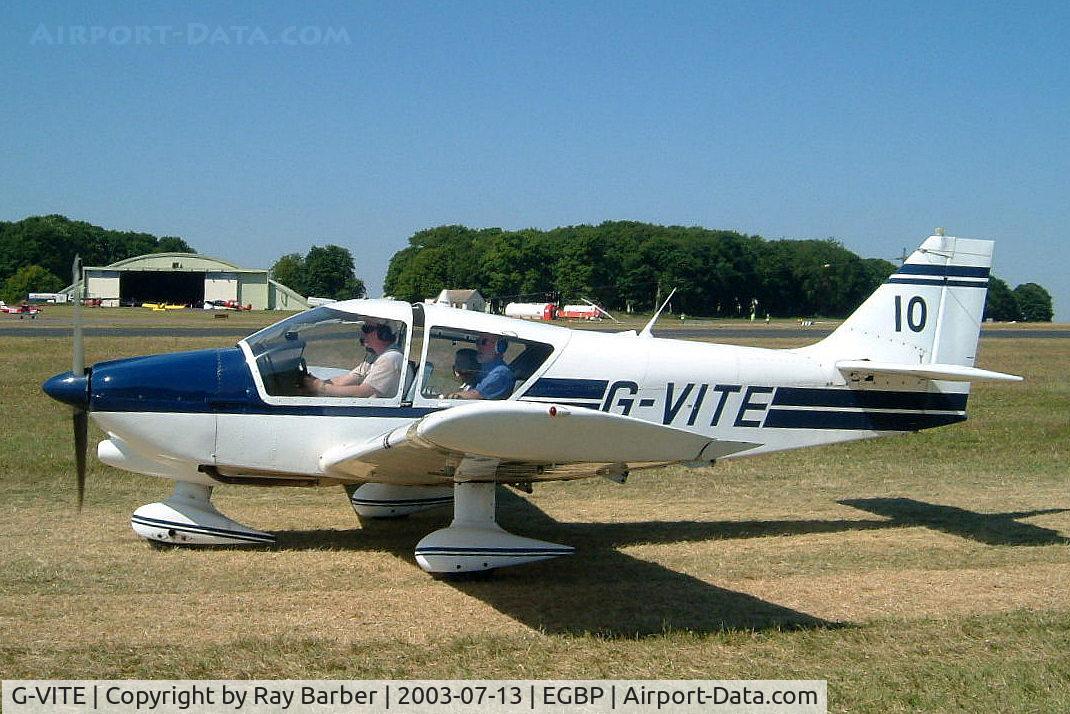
[420,327,553,401]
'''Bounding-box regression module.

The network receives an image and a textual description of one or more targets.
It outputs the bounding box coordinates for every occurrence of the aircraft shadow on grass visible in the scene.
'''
[838,497,1070,546]
[273,491,1068,638]
[276,489,848,637]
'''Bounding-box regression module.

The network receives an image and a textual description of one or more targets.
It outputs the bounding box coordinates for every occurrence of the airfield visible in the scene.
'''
[1,308,1067,712]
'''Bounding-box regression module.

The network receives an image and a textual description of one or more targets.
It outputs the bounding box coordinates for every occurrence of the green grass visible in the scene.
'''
[0,323,1068,713]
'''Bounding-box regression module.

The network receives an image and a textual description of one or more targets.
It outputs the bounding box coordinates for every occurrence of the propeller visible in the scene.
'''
[71,255,88,509]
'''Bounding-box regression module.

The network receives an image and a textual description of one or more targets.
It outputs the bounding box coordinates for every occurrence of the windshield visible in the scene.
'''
[245,307,408,398]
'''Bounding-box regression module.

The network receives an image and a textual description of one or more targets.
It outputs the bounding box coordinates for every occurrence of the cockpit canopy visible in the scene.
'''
[245,306,408,398]
[243,302,559,404]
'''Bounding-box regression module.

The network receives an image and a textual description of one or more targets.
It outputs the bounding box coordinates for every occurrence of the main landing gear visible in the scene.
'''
[352,481,574,573]
[130,482,275,546]
[414,482,573,574]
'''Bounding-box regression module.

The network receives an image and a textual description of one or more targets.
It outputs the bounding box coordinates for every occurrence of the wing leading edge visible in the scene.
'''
[320,401,759,485]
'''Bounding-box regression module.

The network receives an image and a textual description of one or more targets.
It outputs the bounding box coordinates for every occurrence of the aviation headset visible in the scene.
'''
[362,322,395,342]
[478,335,508,354]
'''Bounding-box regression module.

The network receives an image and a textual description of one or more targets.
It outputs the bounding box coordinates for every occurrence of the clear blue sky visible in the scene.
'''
[1,2,1067,318]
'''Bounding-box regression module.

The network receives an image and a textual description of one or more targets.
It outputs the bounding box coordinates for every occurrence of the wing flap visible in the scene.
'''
[321,401,758,483]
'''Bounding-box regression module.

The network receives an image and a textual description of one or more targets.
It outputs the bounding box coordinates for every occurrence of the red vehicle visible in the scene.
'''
[556,304,602,320]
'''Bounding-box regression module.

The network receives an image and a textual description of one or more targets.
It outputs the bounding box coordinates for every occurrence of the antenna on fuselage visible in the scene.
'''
[638,287,676,339]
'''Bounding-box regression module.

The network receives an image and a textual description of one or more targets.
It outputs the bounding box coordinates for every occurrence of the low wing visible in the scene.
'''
[320,401,759,485]
[836,360,1023,383]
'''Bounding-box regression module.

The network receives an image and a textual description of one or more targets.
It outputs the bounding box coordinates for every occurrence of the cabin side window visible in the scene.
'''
[419,327,553,401]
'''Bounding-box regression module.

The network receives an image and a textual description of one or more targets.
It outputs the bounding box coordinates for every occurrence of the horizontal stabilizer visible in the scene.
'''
[836,360,1023,383]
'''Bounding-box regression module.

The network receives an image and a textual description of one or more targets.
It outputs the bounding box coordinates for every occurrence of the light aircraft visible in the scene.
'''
[43,234,1021,574]
[2,301,41,318]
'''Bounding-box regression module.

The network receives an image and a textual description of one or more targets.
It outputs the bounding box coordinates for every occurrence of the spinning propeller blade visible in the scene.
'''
[74,408,87,509]
[72,255,87,509]
[73,255,84,376]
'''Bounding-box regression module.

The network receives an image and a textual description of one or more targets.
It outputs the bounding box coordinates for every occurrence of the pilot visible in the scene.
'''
[303,320,404,398]
[449,334,514,400]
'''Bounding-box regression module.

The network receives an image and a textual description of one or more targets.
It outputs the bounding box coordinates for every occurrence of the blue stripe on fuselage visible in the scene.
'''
[763,409,966,431]
[522,377,609,400]
[773,387,968,412]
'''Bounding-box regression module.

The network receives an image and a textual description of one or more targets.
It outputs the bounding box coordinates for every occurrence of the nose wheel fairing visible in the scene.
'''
[131,482,275,546]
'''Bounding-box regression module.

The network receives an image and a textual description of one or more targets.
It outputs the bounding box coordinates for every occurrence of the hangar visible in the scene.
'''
[62,253,307,311]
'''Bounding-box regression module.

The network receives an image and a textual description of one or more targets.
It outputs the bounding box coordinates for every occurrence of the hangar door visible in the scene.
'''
[120,271,205,306]
[204,272,239,303]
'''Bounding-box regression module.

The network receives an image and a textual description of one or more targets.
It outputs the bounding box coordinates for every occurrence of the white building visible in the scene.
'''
[435,289,486,311]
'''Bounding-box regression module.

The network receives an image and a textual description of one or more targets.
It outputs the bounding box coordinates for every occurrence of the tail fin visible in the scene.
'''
[804,234,993,367]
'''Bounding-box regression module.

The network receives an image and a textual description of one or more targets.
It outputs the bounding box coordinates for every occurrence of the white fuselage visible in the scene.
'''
[91,303,966,488]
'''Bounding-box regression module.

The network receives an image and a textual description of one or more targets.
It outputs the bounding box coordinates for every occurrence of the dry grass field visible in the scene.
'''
[1,316,1068,712]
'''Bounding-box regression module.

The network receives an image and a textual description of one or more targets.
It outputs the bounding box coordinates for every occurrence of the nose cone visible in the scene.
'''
[43,371,90,409]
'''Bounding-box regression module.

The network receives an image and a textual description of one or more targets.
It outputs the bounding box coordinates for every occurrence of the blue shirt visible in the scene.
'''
[474,357,514,400]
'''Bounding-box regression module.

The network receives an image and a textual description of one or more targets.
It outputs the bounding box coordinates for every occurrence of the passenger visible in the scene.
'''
[450,334,514,400]
[449,348,481,395]
[303,320,404,398]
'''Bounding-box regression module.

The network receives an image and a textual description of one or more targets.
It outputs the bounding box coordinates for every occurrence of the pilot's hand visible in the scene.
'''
[302,375,322,394]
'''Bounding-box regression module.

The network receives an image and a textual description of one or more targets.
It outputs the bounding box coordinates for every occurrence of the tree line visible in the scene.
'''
[383,222,1053,321]
[385,222,889,318]
[1,214,1052,321]
[0,215,193,303]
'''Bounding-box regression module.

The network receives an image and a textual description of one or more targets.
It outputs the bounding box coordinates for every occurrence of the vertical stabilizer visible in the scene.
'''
[803,235,993,367]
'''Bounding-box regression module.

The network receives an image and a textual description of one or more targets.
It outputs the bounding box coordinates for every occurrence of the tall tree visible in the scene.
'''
[302,245,366,300]
[2,264,65,303]
[984,277,1020,321]
[270,253,306,295]
[1013,282,1054,322]
[156,236,194,253]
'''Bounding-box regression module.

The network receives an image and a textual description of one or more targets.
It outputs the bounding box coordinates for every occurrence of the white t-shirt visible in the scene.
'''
[350,348,403,397]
